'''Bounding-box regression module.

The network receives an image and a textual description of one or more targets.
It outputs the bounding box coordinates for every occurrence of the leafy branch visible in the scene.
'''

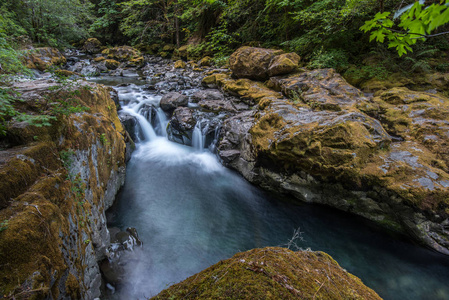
[360,1,449,56]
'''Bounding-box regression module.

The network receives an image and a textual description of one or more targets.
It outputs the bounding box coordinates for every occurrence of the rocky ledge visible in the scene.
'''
[208,47,449,255]
[0,79,128,298]
[152,247,381,300]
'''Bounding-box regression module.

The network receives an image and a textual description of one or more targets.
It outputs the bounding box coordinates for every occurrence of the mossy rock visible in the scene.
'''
[22,47,67,71]
[134,43,154,54]
[102,46,141,62]
[0,79,127,298]
[55,69,77,77]
[105,59,120,70]
[361,141,449,210]
[162,44,175,52]
[360,87,449,170]
[149,43,161,52]
[128,56,145,67]
[174,60,187,69]
[159,51,170,58]
[152,247,382,300]
[229,46,284,81]
[198,56,212,67]
[178,45,189,58]
[83,38,102,54]
[360,72,414,93]
[268,68,369,111]
[268,52,301,77]
[94,56,106,62]
[211,65,449,254]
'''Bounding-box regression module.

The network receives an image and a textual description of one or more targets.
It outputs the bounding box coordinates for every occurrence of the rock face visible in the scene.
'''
[229,47,300,81]
[0,79,127,298]
[152,247,382,300]
[210,50,449,255]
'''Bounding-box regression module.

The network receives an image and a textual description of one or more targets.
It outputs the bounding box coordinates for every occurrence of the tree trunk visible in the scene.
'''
[175,0,180,48]
[379,0,384,13]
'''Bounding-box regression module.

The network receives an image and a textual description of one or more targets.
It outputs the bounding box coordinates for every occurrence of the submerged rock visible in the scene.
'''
[101,227,143,289]
[152,247,382,300]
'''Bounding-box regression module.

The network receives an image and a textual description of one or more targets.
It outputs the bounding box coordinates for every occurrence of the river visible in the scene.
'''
[91,76,449,300]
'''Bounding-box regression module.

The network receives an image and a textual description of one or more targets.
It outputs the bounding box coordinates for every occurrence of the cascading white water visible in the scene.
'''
[156,108,168,137]
[122,106,157,141]
[192,120,210,151]
[118,85,169,142]
[192,122,205,151]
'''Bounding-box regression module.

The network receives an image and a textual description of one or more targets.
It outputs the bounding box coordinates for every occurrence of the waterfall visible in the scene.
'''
[119,87,168,142]
[192,121,207,151]
[156,108,168,137]
[124,107,157,141]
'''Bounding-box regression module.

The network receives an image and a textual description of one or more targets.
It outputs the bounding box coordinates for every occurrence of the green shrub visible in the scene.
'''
[308,48,349,70]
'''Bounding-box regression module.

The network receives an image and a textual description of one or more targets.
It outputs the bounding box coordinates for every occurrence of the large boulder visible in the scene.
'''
[167,107,196,145]
[170,107,196,132]
[268,52,301,77]
[102,46,142,62]
[83,38,102,54]
[267,68,368,111]
[160,92,188,112]
[229,47,300,81]
[229,47,283,80]
[105,59,120,70]
[152,247,382,300]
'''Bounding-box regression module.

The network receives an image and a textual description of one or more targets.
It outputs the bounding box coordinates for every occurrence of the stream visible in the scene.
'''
[90,75,449,300]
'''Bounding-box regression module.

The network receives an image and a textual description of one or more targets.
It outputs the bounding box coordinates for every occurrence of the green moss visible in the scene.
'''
[105,59,120,70]
[152,247,382,300]
[174,60,187,69]
[0,81,127,297]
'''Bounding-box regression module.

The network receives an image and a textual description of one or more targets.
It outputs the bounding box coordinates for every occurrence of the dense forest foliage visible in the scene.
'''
[0,0,448,75]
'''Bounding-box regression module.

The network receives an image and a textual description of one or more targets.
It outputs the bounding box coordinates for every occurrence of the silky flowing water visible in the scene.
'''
[93,76,449,300]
